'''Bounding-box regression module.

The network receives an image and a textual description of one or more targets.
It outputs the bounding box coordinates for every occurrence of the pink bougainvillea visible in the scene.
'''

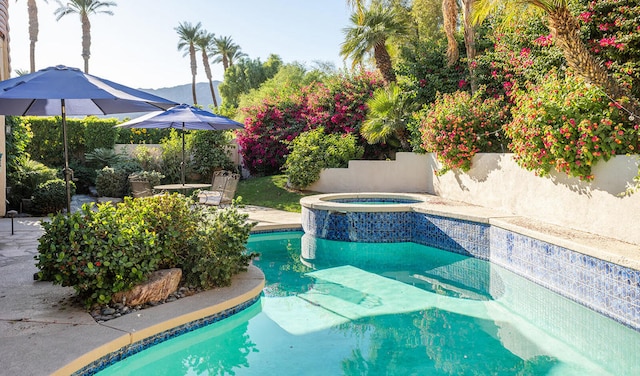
[236,71,385,174]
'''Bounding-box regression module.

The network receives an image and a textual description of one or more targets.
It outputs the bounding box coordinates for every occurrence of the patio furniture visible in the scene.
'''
[197,170,240,206]
[153,183,212,194]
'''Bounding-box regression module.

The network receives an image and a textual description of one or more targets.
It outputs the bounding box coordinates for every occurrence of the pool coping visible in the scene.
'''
[53,265,265,376]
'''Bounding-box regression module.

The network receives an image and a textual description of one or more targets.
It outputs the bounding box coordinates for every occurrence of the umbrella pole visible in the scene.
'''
[181,124,185,186]
[61,99,72,214]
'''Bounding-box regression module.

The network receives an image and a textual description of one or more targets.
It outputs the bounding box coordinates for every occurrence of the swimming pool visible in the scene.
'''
[96,231,640,375]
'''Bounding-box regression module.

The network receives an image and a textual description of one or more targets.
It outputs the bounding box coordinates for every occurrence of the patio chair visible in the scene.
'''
[197,170,240,206]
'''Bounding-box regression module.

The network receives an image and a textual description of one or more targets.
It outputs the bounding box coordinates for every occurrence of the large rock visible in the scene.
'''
[112,268,182,306]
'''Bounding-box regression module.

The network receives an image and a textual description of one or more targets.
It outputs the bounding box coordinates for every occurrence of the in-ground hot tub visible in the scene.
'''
[300,193,428,242]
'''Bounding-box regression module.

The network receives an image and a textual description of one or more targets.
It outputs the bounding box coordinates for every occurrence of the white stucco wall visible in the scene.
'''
[307,152,434,193]
[308,152,640,246]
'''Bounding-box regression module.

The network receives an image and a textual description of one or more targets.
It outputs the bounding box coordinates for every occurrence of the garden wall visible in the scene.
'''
[114,141,242,168]
[307,152,640,246]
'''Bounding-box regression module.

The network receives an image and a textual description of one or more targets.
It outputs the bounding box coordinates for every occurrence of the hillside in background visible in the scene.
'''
[142,81,221,110]
[113,81,221,120]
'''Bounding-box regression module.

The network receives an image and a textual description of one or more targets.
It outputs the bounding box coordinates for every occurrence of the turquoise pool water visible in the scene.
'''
[97,231,640,375]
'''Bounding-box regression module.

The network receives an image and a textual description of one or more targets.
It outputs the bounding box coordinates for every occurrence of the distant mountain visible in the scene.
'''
[113,81,221,120]
[142,81,222,110]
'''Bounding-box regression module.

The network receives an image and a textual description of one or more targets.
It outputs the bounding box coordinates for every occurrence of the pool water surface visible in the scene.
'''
[97,232,640,375]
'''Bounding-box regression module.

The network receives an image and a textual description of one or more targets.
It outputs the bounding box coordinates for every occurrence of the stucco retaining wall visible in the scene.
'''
[307,152,640,246]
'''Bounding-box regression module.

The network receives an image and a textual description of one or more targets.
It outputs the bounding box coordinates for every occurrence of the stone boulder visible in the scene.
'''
[112,268,182,306]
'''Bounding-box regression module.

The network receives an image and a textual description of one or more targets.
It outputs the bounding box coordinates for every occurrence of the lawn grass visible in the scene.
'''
[235,174,314,213]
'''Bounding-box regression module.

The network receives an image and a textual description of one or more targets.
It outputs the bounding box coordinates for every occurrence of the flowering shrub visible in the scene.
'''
[237,72,385,175]
[506,71,639,180]
[283,127,363,189]
[473,22,565,99]
[578,0,640,99]
[237,94,312,175]
[419,90,509,173]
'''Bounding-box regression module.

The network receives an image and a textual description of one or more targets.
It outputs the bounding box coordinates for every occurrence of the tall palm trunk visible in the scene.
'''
[443,0,459,66]
[189,44,198,105]
[374,43,396,83]
[81,13,91,73]
[201,50,218,107]
[27,0,38,73]
[222,55,229,71]
[462,0,478,93]
[548,7,640,115]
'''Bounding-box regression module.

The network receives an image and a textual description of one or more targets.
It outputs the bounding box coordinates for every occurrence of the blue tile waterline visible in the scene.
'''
[302,206,640,331]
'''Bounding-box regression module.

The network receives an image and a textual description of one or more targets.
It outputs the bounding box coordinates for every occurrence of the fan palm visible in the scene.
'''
[361,83,410,150]
[195,31,218,108]
[53,0,116,74]
[473,0,639,116]
[341,4,407,83]
[175,21,203,105]
[211,35,246,72]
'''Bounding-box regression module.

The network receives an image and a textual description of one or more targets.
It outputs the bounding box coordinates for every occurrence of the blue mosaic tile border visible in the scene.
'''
[331,198,422,204]
[250,226,303,235]
[491,227,640,331]
[412,213,490,260]
[74,296,261,376]
[302,208,414,243]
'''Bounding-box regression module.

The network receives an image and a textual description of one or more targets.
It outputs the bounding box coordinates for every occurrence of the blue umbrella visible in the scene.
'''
[0,65,178,213]
[117,104,244,185]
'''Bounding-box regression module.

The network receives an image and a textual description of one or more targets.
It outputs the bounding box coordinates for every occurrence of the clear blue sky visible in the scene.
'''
[8,0,352,89]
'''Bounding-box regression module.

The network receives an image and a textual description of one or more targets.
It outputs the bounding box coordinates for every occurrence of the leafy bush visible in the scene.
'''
[284,128,363,189]
[132,145,162,172]
[160,129,193,183]
[35,195,256,307]
[95,167,128,198]
[116,127,170,144]
[507,71,639,180]
[32,178,76,214]
[24,117,85,167]
[35,203,160,307]
[419,90,509,173]
[181,203,256,289]
[69,162,97,194]
[5,116,31,172]
[6,156,59,208]
[84,117,119,151]
[191,130,236,177]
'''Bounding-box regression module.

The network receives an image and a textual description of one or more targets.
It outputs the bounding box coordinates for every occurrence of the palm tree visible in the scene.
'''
[361,83,410,150]
[195,31,218,108]
[20,0,48,73]
[340,4,407,83]
[211,35,246,72]
[473,0,640,115]
[54,0,116,74]
[442,0,477,92]
[442,0,458,66]
[175,21,202,105]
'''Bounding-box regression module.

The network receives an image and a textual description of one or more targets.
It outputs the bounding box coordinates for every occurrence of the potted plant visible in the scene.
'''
[128,170,164,198]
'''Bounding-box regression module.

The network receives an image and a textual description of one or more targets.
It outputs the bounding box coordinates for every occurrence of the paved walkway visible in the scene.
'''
[0,195,301,376]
